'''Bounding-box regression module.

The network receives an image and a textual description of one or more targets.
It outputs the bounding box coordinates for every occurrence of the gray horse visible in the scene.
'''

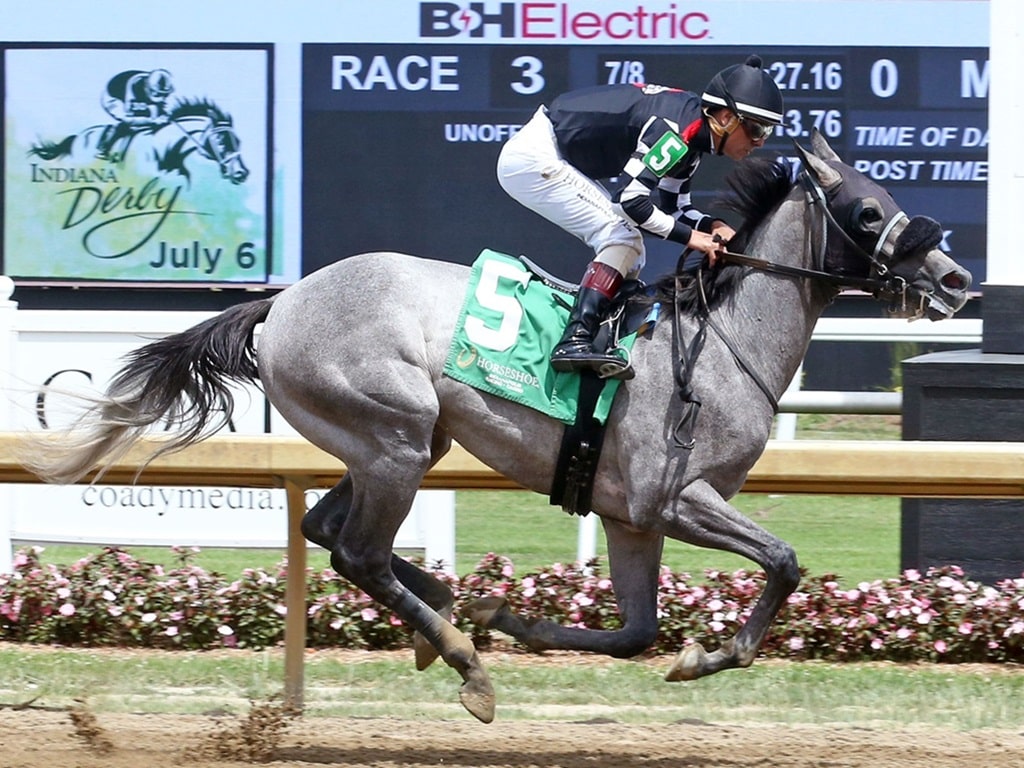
[24,132,971,723]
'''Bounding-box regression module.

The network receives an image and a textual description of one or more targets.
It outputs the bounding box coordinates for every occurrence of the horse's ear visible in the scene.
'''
[793,137,842,190]
[809,128,842,163]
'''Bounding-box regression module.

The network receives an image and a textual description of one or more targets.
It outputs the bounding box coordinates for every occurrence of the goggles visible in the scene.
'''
[741,117,775,141]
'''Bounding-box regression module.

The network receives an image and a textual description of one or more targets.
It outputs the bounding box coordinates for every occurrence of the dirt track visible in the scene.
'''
[3,707,1023,768]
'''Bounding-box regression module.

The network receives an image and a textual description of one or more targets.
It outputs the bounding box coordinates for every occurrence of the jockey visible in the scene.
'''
[496,55,785,379]
[95,69,175,160]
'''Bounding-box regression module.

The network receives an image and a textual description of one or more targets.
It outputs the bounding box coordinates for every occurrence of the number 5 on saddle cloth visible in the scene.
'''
[443,249,661,514]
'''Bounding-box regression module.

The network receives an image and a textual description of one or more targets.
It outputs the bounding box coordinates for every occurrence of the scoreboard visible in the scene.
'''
[302,44,988,283]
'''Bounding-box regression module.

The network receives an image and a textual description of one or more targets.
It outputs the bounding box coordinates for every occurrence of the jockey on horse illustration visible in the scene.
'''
[94,69,175,161]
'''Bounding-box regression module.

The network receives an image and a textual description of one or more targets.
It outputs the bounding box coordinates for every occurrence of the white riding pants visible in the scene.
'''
[497,107,644,277]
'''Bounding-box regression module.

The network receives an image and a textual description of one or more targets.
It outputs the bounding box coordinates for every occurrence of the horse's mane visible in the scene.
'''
[168,97,232,124]
[642,156,795,314]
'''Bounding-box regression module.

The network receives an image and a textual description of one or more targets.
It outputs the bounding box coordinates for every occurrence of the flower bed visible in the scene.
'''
[1,547,1021,662]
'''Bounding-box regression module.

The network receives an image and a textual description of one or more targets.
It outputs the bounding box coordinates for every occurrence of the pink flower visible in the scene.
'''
[58,603,76,617]
[788,637,805,651]
[934,640,948,654]
[217,625,234,636]
[1005,620,1024,637]
[958,622,973,635]
[360,608,379,622]
[165,626,179,637]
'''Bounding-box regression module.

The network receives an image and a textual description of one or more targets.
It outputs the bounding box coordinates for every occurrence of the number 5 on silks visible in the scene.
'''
[642,130,688,177]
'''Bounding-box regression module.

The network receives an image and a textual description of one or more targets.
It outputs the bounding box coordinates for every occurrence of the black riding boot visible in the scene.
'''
[550,286,632,379]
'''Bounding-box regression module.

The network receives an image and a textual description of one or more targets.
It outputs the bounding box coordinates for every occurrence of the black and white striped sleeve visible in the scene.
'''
[612,115,710,245]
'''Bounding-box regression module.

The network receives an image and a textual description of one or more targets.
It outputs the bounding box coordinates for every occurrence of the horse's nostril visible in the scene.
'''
[942,271,968,291]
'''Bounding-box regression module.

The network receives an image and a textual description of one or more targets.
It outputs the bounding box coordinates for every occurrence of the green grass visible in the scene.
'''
[27,491,899,587]
[24,414,904,585]
[0,644,1020,728]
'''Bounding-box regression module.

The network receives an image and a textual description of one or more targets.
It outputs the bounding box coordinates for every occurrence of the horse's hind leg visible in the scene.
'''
[302,474,455,670]
[328,470,494,722]
[257,297,490,719]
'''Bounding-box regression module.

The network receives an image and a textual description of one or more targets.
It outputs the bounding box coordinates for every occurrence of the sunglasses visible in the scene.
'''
[741,118,775,141]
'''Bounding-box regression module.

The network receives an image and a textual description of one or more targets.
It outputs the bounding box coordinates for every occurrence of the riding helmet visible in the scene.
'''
[145,69,174,99]
[701,55,785,126]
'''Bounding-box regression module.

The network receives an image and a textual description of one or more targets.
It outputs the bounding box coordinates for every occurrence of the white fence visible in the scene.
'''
[0,276,982,572]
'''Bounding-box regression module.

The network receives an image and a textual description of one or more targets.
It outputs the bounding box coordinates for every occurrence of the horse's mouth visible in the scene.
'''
[895,262,971,321]
[891,289,962,321]
[920,292,958,320]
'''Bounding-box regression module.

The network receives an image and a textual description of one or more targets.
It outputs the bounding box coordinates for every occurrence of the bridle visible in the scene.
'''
[670,164,917,448]
[198,123,242,172]
[716,168,911,305]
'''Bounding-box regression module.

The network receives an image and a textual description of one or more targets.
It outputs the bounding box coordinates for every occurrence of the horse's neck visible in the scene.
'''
[714,199,835,399]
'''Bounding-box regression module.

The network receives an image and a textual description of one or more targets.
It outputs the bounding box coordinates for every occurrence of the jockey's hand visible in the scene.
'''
[687,230,729,268]
[154,114,170,125]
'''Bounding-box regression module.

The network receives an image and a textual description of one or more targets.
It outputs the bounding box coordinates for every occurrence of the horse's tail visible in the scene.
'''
[23,298,275,485]
[27,135,76,161]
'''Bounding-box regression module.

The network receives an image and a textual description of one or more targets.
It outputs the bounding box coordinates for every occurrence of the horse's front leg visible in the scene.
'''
[662,479,801,681]
[465,519,663,658]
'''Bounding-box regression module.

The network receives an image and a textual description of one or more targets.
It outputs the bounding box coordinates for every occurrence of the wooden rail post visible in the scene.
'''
[282,476,311,711]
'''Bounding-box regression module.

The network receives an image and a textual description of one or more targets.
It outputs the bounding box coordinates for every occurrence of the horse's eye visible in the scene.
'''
[859,207,883,225]
[852,198,884,233]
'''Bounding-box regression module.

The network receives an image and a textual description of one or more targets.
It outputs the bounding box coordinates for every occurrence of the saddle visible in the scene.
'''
[518,256,661,516]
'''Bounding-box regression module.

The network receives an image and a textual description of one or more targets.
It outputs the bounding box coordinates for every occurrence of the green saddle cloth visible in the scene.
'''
[443,249,635,425]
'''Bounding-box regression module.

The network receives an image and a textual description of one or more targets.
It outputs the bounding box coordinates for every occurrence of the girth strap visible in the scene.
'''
[549,370,610,516]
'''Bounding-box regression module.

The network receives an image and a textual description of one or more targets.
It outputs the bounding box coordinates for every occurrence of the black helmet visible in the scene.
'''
[701,55,784,126]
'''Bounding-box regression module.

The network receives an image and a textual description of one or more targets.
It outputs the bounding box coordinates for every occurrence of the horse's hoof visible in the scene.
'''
[665,642,707,682]
[463,596,509,628]
[459,679,496,724]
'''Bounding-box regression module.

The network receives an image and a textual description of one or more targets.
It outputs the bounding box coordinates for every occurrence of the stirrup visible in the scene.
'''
[596,357,634,381]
